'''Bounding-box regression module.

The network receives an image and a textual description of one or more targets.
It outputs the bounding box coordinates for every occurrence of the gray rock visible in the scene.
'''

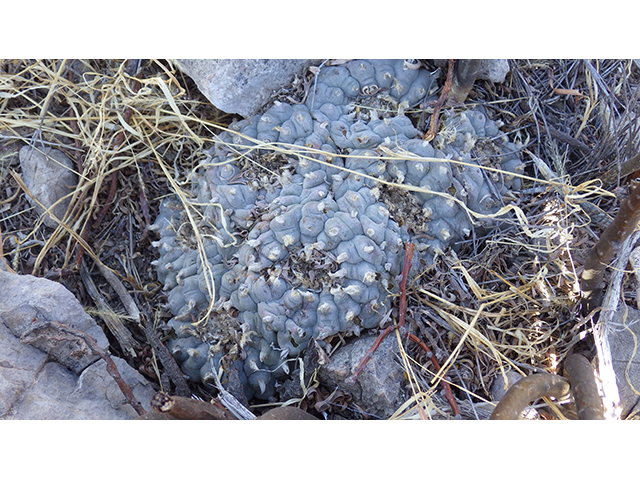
[2,356,155,420]
[3,304,101,374]
[477,59,510,83]
[174,59,320,117]
[318,333,407,418]
[0,255,13,273]
[435,59,510,84]
[0,319,47,417]
[19,145,77,228]
[0,270,155,419]
[0,270,109,355]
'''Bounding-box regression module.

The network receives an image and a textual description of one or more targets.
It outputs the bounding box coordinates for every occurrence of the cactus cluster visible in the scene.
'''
[151,60,524,400]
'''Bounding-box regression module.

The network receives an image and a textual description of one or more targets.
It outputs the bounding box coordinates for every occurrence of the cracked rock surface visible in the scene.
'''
[0,270,155,419]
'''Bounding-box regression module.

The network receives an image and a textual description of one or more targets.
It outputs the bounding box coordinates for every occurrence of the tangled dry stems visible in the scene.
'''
[1,59,640,419]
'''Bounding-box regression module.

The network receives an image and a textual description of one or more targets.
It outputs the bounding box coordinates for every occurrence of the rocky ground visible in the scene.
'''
[2,59,640,420]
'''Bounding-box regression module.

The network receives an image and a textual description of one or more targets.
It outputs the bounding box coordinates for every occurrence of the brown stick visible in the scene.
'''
[346,325,396,386]
[541,123,591,154]
[407,333,460,416]
[422,59,455,141]
[491,354,604,420]
[398,241,414,331]
[148,392,236,420]
[580,180,640,313]
[564,354,605,420]
[490,373,570,420]
[602,151,640,187]
[139,312,191,398]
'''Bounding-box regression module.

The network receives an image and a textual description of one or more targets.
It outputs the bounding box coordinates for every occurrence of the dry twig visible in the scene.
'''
[422,59,455,141]
[490,373,570,420]
[148,392,235,420]
[139,311,191,398]
[563,354,605,420]
[490,353,603,420]
[449,59,481,104]
[348,242,460,416]
[602,151,640,187]
[79,259,140,358]
[580,179,640,313]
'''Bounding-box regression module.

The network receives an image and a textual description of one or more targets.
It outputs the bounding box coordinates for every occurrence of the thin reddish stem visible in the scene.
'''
[398,241,414,330]
[346,325,396,385]
[408,333,460,417]
[347,241,460,417]
[422,59,455,141]
[349,241,415,383]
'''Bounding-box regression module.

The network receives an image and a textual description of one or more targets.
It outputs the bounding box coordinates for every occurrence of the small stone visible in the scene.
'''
[434,59,510,84]
[318,334,406,418]
[174,59,321,117]
[19,146,77,228]
[477,59,510,83]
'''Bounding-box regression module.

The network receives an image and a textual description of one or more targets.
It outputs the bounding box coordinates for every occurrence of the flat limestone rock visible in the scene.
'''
[3,357,154,420]
[0,270,155,419]
[0,270,109,356]
[318,333,407,419]
[0,320,47,417]
[19,145,77,228]
[174,59,320,117]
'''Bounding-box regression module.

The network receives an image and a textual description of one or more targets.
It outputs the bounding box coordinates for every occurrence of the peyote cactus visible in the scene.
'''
[150,59,525,400]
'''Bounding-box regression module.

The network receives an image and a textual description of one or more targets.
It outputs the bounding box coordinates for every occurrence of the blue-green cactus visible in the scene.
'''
[150,59,525,400]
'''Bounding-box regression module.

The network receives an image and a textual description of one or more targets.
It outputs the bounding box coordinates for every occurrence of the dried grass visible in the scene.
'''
[395,59,640,419]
